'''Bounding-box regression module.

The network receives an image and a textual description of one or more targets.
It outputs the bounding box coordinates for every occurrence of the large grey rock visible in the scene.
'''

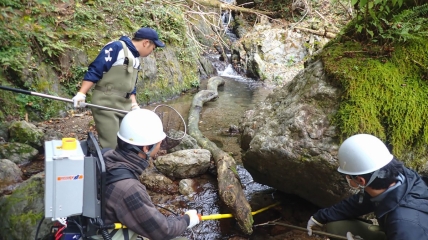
[199,55,218,79]
[0,122,10,142]
[240,60,348,207]
[43,129,64,142]
[136,44,200,103]
[0,159,23,195]
[167,131,201,153]
[0,142,39,165]
[155,149,211,179]
[232,24,310,82]
[178,179,197,197]
[140,168,179,194]
[8,121,44,149]
[0,172,52,240]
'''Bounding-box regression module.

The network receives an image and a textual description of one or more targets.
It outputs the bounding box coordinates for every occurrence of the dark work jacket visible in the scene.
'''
[313,167,428,239]
[102,149,190,240]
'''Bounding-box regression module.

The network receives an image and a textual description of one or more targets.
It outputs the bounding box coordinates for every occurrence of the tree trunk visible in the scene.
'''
[294,26,337,39]
[187,0,274,16]
[188,76,253,234]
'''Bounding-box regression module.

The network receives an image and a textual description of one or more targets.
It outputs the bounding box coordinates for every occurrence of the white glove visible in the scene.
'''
[307,216,323,236]
[347,232,364,240]
[185,209,200,229]
[131,103,140,111]
[72,92,86,108]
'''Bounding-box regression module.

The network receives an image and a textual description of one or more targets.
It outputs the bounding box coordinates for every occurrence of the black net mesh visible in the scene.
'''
[153,105,186,150]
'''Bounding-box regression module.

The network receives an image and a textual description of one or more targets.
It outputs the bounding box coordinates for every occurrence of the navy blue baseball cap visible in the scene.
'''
[134,27,165,48]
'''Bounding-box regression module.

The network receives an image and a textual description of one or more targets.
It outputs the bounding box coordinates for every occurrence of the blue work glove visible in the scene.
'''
[185,209,200,229]
[307,216,323,236]
[72,92,86,108]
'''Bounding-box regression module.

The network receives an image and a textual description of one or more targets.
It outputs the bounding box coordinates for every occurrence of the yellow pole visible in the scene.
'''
[199,202,280,221]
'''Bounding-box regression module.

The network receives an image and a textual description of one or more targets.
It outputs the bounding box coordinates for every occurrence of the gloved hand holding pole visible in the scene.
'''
[307,216,324,236]
[72,92,86,108]
[185,210,200,229]
[131,102,140,111]
[0,85,128,114]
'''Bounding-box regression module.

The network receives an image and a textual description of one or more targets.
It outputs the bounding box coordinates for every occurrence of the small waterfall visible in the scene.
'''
[218,64,243,79]
[221,11,238,42]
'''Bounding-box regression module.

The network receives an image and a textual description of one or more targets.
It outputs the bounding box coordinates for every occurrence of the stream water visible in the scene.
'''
[137,60,278,239]
[13,58,319,240]
[15,16,321,239]
[15,65,319,239]
[150,63,317,239]
[161,63,273,163]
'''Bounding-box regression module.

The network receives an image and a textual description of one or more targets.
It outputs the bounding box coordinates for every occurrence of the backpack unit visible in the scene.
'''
[42,132,136,240]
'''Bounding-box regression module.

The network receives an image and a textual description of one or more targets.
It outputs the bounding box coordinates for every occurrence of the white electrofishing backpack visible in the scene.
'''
[41,132,136,240]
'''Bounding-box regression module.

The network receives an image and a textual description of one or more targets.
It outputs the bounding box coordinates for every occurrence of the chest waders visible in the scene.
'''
[325,219,386,240]
[91,41,139,149]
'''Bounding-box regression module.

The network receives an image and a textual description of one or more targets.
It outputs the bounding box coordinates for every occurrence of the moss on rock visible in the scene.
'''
[320,38,428,169]
[0,173,46,240]
[8,121,44,149]
[0,0,200,121]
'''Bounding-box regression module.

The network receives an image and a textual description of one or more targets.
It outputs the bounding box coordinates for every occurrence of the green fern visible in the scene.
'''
[379,3,428,42]
[394,3,428,22]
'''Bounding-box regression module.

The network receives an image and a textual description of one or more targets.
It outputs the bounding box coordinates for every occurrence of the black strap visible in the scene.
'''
[109,229,118,238]
[123,228,129,240]
[108,228,129,240]
[106,168,138,185]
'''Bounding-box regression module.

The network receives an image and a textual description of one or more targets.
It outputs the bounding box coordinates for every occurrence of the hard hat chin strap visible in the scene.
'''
[132,144,156,160]
[366,169,386,187]
[357,169,386,204]
[145,144,156,159]
[357,187,365,204]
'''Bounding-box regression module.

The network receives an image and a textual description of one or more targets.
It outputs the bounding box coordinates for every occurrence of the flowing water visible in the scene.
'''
[151,63,288,239]
[16,17,320,239]
[161,64,273,163]
[15,59,318,239]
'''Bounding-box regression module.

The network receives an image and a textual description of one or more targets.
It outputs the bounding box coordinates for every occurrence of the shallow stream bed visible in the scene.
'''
[17,74,322,239]
[149,75,322,239]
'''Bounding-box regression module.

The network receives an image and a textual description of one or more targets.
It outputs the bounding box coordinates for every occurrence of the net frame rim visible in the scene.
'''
[153,104,187,141]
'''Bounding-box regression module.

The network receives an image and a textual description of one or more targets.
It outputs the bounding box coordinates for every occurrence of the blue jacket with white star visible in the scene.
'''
[313,167,428,239]
[83,36,140,94]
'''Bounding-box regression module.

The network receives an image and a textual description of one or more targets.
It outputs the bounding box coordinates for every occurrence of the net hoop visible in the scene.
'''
[153,104,187,141]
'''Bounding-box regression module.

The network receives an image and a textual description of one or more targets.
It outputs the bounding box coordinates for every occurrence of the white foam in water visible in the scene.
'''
[219,64,239,77]
[218,64,257,84]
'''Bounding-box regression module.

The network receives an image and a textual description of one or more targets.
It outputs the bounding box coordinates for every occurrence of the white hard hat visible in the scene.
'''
[117,109,166,146]
[337,134,393,175]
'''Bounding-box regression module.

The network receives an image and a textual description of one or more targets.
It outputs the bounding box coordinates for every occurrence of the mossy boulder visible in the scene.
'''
[137,46,199,104]
[155,149,211,179]
[240,7,428,207]
[241,59,346,207]
[0,121,10,142]
[320,38,428,170]
[0,159,23,195]
[0,142,39,165]
[232,25,312,82]
[0,172,51,240]
[0,0,203,121]
[8,121,44,150]
[167,130,201,153]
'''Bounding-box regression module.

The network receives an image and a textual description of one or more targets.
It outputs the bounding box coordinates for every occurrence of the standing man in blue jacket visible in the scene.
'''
[307,134,428,240]
[72,27,164,149]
